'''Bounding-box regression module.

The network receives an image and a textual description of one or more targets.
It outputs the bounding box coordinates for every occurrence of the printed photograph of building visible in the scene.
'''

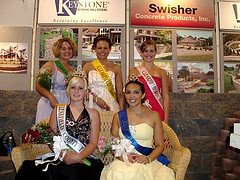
[0,43,28,73]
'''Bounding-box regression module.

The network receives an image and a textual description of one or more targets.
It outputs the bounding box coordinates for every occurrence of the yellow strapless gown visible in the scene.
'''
[100,124,175,180]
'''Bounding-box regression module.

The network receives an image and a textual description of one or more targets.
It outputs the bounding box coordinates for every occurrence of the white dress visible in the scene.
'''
[100,123,175,180]
[87,70,120,112]
[35,63,69,123]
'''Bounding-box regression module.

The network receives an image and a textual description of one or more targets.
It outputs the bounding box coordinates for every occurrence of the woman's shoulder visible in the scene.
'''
[145,108,160,121]
[85,106,100,117]
[154,66,167,76]
[129,67,140,76]
[41,61,55,71]
[83,62,93,73]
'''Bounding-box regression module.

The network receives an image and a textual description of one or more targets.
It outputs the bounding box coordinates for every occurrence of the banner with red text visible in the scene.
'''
[38,0,125,24]
[130,0,214,29]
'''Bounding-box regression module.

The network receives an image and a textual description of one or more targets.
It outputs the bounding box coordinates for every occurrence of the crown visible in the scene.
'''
[128,74,139,82]
[123,74,141,92]
[66,65,86,83]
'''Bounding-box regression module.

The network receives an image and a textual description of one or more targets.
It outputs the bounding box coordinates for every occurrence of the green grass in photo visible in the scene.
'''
[224,72,235,93]
[177,54,213,61]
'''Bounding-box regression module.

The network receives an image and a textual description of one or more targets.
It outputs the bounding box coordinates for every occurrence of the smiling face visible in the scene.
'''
[67,77,87,102]
[125,83,145,107]
[140,44,157,63]
[59,41,73,61]
[94,40,111,60]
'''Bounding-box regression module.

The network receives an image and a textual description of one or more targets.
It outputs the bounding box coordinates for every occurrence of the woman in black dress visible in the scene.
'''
[15,69,104,180]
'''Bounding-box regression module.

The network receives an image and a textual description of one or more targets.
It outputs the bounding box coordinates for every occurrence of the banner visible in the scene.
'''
[219,2,240,30]
[130,0,214,29]
[38,0,125,24]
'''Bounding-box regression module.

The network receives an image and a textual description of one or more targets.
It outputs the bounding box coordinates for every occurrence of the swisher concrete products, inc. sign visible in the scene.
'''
[38,0,125,24]
[130,0,214,29]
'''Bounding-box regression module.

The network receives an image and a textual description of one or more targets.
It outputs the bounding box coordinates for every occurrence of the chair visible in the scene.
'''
[11,112,191,180]
[162,122,191,180]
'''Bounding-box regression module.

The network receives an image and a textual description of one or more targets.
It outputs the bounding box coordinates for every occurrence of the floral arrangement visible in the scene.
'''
[36,68,53,91]
[97,136,135,165]
[22,119,55,144]
[97,136,115,158]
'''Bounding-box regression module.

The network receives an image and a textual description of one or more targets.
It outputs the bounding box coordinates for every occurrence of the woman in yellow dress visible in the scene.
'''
[100,78,175,180]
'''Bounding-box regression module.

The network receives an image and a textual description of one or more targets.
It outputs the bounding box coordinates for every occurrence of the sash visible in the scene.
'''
[118,110,170,165]
[137,66,163,110]
[91,59,117,100]
[57,104,85,153]
[54,60,69,76]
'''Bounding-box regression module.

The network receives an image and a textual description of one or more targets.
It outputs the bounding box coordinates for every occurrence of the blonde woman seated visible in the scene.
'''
[100,78,175,180]
[15,68,104,180]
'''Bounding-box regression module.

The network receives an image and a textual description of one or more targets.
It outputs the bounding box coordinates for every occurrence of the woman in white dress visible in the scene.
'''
[35,38,77,123]
[83,35,124,112]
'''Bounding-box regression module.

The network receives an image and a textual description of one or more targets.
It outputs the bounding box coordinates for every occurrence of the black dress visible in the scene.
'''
[15,105,104,180]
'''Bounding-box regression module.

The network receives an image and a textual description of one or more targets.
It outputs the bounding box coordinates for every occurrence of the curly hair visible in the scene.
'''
[52,38,78,58]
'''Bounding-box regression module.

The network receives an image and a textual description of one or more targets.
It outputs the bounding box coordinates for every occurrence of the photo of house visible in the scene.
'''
[177,63,214,93]
[0,43,28,73]
[177,30,213,61]
[82,28,122,59]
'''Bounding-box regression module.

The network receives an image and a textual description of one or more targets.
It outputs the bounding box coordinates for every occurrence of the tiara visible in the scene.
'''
[128,74,140,82]
[66,65,86,83]
[123,74,141,92]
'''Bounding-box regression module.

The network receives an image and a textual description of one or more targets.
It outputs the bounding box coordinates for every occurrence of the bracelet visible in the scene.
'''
[146,156,151,163]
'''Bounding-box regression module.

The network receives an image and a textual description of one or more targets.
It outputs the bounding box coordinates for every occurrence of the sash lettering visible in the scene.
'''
[137,66,163,110]
[92,59,117,99]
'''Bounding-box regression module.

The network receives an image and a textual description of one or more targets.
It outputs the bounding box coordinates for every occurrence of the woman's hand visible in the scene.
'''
[96,97,110,111]
[132,154,151,164]
[49,95,58,108]
[117,153,138,163]
[63,151,81,165]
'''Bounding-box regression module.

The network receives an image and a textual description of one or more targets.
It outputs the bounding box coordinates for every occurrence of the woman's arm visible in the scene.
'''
[148,112,164,162]
[160,69,170,124]
[111,113,120,137]
[115,65,124,110]
[49,107,58,134]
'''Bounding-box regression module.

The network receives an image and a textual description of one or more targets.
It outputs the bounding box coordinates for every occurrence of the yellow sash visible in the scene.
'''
[91,59,117,100]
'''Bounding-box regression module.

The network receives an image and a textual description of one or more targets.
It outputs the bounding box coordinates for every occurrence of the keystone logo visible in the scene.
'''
[55,0,78,16]
[233,4,240,23]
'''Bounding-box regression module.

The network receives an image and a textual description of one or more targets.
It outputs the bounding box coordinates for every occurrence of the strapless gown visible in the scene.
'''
[139,76,164,121]
[100,124,175,180]
[87,70,120,112]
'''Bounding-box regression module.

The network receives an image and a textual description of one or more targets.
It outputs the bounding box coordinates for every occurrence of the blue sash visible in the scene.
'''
[118,110,170,165]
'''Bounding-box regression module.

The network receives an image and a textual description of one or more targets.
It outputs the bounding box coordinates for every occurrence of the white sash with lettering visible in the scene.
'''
[57,104,85,153]
[137,66,163,110]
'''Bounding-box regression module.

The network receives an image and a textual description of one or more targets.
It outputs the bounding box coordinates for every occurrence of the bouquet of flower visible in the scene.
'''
[22,119,55,144]
[97,136,115,158]
[36,68,52,91]
[97,136,135,165]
